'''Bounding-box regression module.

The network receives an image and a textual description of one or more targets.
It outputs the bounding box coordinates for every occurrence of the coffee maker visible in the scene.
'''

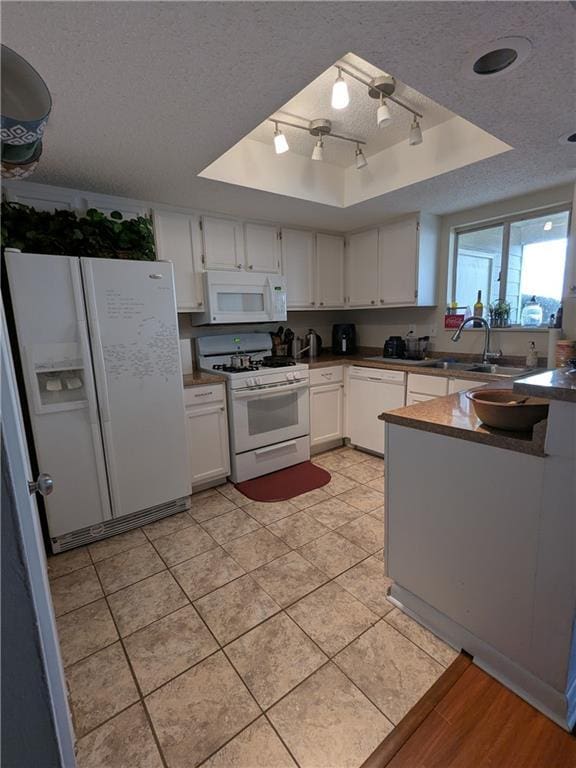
[332,324,357,355]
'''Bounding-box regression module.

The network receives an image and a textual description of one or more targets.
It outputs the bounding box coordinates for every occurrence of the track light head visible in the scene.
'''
[311,138,324,161]
[355,143,367,170]
[409,118,423,146]
[377,95,392,128]
[273,122,289,154]
[331,67,350,110]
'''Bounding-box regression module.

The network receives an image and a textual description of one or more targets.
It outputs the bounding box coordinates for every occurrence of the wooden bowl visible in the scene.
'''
[466,389,549,432]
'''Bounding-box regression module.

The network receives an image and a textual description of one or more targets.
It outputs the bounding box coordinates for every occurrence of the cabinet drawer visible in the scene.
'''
[407,374,448,397]
[310,366,344,386]
[184,384,226,407]
[448,378,486,394]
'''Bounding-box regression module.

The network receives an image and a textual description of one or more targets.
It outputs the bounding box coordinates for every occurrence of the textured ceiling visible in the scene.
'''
[247,52,454,167]
[2,1,575,231]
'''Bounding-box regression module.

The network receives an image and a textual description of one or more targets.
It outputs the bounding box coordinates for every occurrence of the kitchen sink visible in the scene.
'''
[420,360,532,377]
[419,361,477,371]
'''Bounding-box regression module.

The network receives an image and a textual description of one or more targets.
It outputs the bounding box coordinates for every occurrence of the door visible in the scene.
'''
[5,252,113,539]
[316,233,345,308]
[346,229,379,307]
[348,374,405,454]
[202,215,244,270]
[81,258,190,518]
[379,217,418,305]
[282,228,315,309]
[153,210,204,311]
[1,301,76,767]
[310,384,343,447]
[187,403,230,485]
[245,222,281,273]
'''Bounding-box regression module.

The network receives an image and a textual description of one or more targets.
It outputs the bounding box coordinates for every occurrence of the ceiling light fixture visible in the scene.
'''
[311,138,324,161]
[464,37,532,80]
[409,117,423,146]
[331,67,350,110]
[355,143,368,170]
[377,94,392,128]
[273,122,289,154]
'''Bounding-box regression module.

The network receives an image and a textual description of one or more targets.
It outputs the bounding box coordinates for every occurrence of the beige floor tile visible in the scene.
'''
[241,499,299,525]
[298,531,366,578]
[145,651,260,768]
[51,565,103,617]
[305,497,364,529]
[190,492,237,523]
[338,462,384,484]
[75,703,163,768]
[125,605,218,694]
[366,476,386,492]
[335,555,393,616]
[194,574,280,644]
[223,527,290,571]
[225,613,327,708]
[88,529,148,563]
[67,642,139,737]
[142,511,196,541]
[171,547,245,601]
[334,620,444,724]
[152,523,217,566]
[107,570,188,637]
[288,487,330,510]
[336,514,384,554]
[94,542,165,594]
[266,511,329,548]
[360,454,386,471]
[56,599,118,667]
[201,508,261,544]
[312,452,362,472]
[268,662,393,768]
[287,581,378,657]
[336,485,385,512]
[384,608,459,668]
[201,716,297,768]
[370,505,385,521]
[321,471,359,497]
[217,482,252,506]
[251,551,327,608]
[47,547,91,580]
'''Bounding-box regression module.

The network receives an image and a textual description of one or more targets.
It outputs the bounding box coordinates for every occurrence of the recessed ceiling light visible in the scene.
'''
[464,37,532,80]
[558,130,576,145]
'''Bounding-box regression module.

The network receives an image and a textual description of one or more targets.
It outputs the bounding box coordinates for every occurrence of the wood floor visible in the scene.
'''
[363,654,576,768]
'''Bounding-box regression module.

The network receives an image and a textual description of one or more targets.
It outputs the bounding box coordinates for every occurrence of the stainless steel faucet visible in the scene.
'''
[451,317,502,364]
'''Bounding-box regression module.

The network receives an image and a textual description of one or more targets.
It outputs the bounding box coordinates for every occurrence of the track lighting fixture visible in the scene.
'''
[273,122,289,154]
[409,117,423,146]
[311,138,324,161]
[377,94,392,128]
[331,67,350,110]
[355,143,368,170]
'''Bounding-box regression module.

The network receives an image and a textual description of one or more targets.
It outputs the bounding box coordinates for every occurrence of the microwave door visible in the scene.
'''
[210,284,270,324]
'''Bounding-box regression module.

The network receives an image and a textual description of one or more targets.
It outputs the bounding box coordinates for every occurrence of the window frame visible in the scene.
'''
[451,203,572,326]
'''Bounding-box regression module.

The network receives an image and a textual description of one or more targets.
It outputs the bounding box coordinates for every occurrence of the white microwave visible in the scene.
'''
[199,271,287,324]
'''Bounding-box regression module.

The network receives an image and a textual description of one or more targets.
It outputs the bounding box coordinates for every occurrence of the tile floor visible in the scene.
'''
[48,446,458,768]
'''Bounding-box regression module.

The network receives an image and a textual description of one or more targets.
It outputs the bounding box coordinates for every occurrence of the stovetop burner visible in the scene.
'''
[261,356,296,368]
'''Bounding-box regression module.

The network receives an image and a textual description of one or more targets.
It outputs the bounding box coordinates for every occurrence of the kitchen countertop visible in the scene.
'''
[379,388,548,457]
[513,368,576,404]
[183,370,227,388]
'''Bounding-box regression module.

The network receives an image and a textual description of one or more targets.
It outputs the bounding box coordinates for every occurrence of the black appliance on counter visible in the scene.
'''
[332,324,357,355]
[383,336,406,359]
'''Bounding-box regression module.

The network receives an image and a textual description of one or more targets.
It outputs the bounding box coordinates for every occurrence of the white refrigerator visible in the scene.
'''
[5,251,191,552]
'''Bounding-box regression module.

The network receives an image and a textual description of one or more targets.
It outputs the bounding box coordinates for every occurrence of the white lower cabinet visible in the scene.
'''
[184,385,230,488]
[347,368,406,455]
[309,367,344,450]
[448,378,484,394]
[406,392,437,405]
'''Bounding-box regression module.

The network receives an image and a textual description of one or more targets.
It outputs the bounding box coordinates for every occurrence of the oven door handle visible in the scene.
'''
[232,381,309,399]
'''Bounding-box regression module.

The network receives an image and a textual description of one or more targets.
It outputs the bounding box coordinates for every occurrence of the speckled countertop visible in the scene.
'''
[513,368,576,403]
[380,388,548,457]
[183,371,227,388]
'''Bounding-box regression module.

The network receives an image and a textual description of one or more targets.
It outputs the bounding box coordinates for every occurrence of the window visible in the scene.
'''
[452,207,571,326]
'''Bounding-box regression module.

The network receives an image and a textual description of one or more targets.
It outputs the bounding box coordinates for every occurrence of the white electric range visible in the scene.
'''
[197,333,310,482]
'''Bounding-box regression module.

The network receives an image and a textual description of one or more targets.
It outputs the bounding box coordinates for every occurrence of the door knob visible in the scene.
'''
[28,473,54,497]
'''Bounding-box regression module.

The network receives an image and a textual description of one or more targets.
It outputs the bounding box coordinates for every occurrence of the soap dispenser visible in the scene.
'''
[526,341,538,368]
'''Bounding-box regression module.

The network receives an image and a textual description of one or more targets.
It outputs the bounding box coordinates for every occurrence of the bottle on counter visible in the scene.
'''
[555,304,563,329]
[548,313,556,328]
[473,290,483,328]
[526,341,538,368]
[521,296,543,327]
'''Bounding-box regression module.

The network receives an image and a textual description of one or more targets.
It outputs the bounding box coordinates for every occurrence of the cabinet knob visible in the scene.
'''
[236,264,242,269]
[310,301,315,306]
[380,299,384,304]
[248,265,254,270]
[371,300,376,305]
[319,301,324,306]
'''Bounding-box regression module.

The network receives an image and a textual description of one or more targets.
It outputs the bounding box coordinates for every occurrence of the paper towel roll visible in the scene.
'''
[547,329,561,368]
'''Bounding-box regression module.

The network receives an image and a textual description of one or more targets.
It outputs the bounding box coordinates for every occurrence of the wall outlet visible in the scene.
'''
[408,324,416,335]
[430,323,437,338]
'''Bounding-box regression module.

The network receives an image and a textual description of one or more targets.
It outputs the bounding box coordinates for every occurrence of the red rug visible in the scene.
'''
[235,461,331,502]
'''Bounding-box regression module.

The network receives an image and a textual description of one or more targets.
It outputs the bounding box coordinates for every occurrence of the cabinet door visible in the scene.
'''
[186,403,230,486]
[153,211,204,312]
[282,229,315,309]
[407,374,448,397]
[406,392,437,405]
[4,184,79,212]
[348,378,386,454]
[310,384,344,447]
[316,234,345,308]
[201,215,244,270]
[379,217,419,306]
[81,196,149,220]
[244,222,281,273]
[448,378,486,394]
[346,229,379,307]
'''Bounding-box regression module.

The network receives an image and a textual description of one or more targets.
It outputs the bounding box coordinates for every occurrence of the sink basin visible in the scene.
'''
[419,361,477,371]
[466,364,532,376]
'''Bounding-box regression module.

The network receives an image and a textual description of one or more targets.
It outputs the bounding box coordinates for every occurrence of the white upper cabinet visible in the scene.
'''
[201,215,244,270]
[153,211,204,311]
[316,233,345,308]
[80,194,149,220]
[378,214,439,307]
[282,229,316,309]
[346,229,379,307]
[244,222,281,273]
[4,182,79,212]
